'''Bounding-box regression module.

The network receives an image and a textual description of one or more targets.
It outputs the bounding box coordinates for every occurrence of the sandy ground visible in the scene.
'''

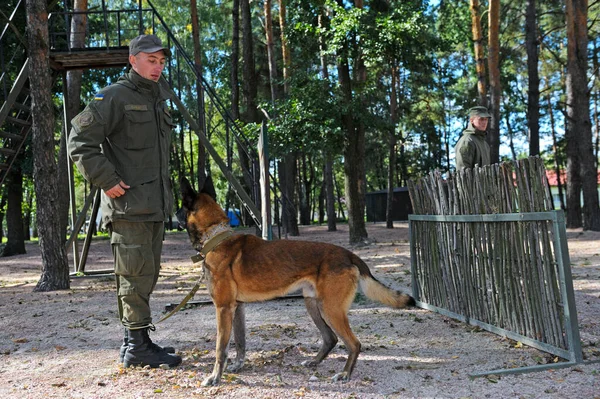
[0,222,599,399]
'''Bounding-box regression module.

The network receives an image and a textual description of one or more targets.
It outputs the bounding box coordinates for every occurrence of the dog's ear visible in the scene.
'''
[200,175,217,202]
[180,177,196,210]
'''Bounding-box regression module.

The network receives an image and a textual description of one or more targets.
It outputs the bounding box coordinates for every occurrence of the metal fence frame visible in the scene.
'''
[409,210,584,376]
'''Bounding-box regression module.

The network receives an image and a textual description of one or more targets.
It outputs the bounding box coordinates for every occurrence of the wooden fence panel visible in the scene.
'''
[408,157,582,375]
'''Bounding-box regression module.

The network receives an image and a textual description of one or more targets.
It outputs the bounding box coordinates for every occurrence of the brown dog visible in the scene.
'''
[178,176,414,386]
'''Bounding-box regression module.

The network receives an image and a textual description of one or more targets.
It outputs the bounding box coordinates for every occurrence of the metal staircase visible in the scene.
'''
[1,0,267,274]
[0,0,32,186]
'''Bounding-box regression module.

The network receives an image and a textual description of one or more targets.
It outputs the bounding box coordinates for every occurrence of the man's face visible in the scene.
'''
[471,116,489,131]
[129,50,167,82]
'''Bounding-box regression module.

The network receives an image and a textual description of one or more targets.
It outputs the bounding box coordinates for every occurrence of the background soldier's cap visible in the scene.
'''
[468,106,491,118]
[129,34,171,57]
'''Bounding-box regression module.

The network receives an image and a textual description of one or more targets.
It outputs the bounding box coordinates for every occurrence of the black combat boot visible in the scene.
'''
[123,328,182,368]
[119,328,176,363]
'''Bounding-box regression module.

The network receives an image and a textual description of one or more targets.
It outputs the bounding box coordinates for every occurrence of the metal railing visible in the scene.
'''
[0,0,28,106]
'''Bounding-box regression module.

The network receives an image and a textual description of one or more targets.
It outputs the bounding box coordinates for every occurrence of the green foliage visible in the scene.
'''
[7,0,597,234]
[267,73,342,158]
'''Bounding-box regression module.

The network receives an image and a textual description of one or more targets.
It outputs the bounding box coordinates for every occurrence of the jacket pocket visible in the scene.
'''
[109,175,161,216]
[123,108,155,149]
[161,106,176,134]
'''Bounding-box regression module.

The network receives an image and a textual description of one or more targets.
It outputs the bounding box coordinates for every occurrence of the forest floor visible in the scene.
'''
[0,222,599,399]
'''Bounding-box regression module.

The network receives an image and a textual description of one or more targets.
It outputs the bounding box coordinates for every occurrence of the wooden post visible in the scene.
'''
[258,121,272,240]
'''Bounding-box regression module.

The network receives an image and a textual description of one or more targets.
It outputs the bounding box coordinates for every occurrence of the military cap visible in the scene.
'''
[468,106,491,118]
[129,34,171,57]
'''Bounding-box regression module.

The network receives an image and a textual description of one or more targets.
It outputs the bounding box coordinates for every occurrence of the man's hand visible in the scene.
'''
[105,181,130,198]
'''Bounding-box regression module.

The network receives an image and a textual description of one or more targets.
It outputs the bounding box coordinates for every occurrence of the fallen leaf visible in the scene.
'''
[12,338,28,344]
[514,341,523,348]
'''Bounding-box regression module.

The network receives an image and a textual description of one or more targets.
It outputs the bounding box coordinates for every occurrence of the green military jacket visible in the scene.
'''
[454,126,491,170]
[67,70,174,226]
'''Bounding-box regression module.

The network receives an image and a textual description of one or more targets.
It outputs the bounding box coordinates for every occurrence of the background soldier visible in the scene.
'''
[455,106,492,170]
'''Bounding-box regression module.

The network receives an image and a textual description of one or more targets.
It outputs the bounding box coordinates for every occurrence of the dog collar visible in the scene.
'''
[190,228,234,264]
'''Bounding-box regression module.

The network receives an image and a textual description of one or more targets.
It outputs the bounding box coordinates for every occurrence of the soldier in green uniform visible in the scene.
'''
[67,35,181,368]
[454,106,492,170]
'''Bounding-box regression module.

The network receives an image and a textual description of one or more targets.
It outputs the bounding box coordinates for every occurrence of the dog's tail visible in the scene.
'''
[352,253,415,309]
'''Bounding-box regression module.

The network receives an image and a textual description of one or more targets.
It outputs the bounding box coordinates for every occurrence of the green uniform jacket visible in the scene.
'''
[67,71,174,226]
[454,126,491,170]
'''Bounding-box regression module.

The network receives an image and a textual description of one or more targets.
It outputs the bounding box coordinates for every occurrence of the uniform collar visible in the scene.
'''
[127,70,160,98]
[465,125,487,137]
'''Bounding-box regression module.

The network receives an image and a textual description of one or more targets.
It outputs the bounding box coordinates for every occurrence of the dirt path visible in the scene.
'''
[0,223,599,398]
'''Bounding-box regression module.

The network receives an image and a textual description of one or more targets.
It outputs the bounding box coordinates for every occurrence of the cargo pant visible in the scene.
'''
[110,221,164,329]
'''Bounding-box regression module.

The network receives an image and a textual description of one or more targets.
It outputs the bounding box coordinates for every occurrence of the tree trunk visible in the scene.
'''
[264,0,280,103]
[470,0,487,106]
[190,0,207,186]
[266,0,297,233]
[397,128,408,187]
[231,0,240,121]
[437,62,450,172]
[239,0,261,228]
[502,97,518,161]
[228,0,240,218]
[298,154,313,225]
[324,157,336,231]
[318,11,336,232]
[525,0,540,157]
[548,94,566,210]
[334,172,345,221]
[24,188,33,240]
[299,156,310,225]
[241,0,258,124]
[386,63,398,229]
[277,0,299,236]
[0,193,6,243]
[280,154,299,235]
[594,40,600,171]
[27,0,70,291]
[277,0,290,95]
[3,168,26,256]
[318,178,325,225]
[565,0,584,227]
[566,0,600,230]
[338,55,367,244]
[394,70,408,187]
[352,0,368,243]
[487,0,500,164]
[280,160,298,232]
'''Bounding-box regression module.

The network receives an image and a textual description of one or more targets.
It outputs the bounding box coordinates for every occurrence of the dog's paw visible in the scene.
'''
[201,374,221,386]
[227,359,244,372]
[331,371,349,382]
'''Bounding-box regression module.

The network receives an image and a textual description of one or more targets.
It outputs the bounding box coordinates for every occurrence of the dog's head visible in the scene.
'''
[178,176,229,250]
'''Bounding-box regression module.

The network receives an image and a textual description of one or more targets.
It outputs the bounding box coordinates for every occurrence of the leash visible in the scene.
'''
[157,258,205,323]
[157,229,234,324]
